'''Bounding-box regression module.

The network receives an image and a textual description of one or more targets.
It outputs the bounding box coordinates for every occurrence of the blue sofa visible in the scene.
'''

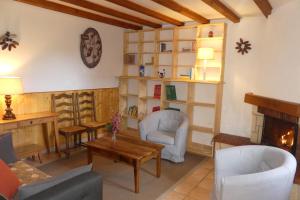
[0,132,102,200]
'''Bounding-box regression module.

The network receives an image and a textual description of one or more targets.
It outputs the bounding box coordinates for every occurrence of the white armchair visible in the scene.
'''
[139,110,189,163]
[214,145,297,200]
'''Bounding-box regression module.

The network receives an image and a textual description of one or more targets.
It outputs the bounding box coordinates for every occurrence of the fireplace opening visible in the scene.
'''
[262,116,298,155]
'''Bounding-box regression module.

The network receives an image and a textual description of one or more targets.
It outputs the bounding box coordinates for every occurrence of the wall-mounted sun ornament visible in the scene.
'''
[236,38,251,55]
[0,32,19,51]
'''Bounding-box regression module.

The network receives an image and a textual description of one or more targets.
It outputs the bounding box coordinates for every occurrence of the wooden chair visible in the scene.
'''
[51,93,86,158]
[76,91,107,141]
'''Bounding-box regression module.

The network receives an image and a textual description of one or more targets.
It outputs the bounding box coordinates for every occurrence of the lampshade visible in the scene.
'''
[197,48,214,60]
[0,77,23,95]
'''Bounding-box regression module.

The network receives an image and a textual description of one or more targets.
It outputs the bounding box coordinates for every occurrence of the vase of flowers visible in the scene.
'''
[112,112,121,141]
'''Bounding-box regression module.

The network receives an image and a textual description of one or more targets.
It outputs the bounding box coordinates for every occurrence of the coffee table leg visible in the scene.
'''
[134,160,140,193]
[87,148,93,164]
[156,152,161,177]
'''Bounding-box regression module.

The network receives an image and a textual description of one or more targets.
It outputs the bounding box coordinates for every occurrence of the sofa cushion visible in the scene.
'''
[158,119,180,133]
[147,131,175,145]
[0,133,17,164]
[0,160,20,200]
[17,164,92,200]
[10,161,51,186]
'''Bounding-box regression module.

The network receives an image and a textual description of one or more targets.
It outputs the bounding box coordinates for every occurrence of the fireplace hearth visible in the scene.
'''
[245,93,300,163]
[262,115,298,155]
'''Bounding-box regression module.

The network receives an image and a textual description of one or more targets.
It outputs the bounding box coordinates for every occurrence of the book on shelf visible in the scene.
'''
[160,43,166,52]
[124,53,137,65]
[165,85,177,100]
[152,106,160,112]
[154,84,161,99]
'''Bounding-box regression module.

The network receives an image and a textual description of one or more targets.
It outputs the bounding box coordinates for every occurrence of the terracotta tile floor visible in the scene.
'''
[158,158,300,200]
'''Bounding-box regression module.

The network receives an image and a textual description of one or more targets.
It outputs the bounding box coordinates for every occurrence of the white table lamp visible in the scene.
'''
[197,48,214,80]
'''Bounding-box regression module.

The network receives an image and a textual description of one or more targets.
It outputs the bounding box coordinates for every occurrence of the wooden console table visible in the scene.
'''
[0,112,61,155]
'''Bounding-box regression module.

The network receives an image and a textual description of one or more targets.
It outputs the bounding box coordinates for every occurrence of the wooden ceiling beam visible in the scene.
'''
[105,0,184,26]
[151,0,209,24]
[59,0,161,28]
[253,0,272,18]
[15,0,142,30]
[201,0,240,23]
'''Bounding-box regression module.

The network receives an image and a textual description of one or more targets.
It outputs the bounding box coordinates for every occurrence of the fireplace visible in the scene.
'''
[245,93,300,163]
[262,115,298,154]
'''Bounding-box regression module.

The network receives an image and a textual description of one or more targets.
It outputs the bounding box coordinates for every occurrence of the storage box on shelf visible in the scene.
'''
[120,23,226,156]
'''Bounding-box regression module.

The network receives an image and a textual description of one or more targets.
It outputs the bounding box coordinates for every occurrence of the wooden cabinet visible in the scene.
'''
[120,23,227,156]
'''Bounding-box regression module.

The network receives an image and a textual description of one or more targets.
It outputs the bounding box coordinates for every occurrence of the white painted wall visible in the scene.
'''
[220,0,300,137]
[0,0,123,92]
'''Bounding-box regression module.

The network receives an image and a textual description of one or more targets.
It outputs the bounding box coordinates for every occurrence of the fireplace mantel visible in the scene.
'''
[244,93,300,117]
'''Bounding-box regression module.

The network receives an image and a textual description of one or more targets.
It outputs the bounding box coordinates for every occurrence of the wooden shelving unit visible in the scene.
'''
[121,23,227,157]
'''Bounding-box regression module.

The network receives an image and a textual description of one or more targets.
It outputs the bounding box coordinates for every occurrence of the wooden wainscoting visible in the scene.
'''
[0,88,119,150]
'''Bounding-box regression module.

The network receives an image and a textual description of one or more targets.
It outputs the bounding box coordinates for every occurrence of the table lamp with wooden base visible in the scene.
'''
[0,77,23,120]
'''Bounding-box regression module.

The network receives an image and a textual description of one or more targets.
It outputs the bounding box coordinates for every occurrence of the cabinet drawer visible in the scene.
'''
[18,118,48,127]
[0,122,18,132]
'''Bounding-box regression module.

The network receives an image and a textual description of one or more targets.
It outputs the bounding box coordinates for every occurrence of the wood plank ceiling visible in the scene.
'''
[15,0,275,30]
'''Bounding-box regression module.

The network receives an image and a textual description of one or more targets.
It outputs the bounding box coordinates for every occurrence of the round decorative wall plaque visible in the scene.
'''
[80,28,102,68]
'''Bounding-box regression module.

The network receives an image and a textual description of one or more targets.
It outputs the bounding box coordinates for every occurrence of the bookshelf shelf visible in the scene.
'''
[140,96,161,100]
[178,51,196,53]
[177,39,196,42]
[164,99,187,104]
[142,40,154,43]
[190,125,214,134]
[128,41,139,44]
[158,40,173,42]
[189,102,215,108]
[197,37,223,41]
[118,76,222,84]
[159,51,173,54]
[121,23,227,157]
[177,65,194,68]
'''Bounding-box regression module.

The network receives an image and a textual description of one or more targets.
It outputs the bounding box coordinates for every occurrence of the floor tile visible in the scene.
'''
[161,191,185,200]
[174,175,201,194]
[198,177,214,191]
[201,159,214,170]
[191,167,211,180]
[188,186,212,200]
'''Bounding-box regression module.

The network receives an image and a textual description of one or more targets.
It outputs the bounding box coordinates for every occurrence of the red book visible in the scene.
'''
[154,85,161,99]
[152,106,160,112]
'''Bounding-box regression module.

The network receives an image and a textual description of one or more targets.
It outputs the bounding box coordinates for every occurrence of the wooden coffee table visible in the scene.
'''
[85,134,164,193]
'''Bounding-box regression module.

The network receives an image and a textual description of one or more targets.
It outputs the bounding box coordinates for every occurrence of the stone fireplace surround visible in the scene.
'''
[245,93,300,162]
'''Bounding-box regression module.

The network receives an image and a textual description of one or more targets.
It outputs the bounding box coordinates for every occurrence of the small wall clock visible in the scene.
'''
[80,28,102,68]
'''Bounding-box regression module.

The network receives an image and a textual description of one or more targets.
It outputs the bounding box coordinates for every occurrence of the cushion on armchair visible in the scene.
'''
[147,131,175,145]
[0,133,17,164]
[0,160,20,200]
[158,119,180,132]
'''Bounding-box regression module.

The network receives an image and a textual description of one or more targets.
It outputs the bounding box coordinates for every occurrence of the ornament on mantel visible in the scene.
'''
[235,38,251,55]
[0,32,19,51]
